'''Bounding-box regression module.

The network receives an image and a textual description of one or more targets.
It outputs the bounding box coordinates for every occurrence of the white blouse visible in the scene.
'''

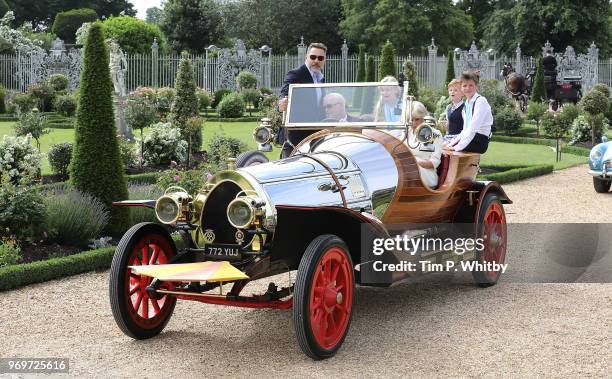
[450,93,493,151]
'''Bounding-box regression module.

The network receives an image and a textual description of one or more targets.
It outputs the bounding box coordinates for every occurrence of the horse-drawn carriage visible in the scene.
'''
[502,53,582,112]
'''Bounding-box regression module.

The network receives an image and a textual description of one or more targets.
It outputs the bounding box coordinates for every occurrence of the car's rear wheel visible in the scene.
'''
[109,223,177,339]
[472,193,507,287]
[236,151,269,168]
[593,177,611,193]
[293,235,354,360]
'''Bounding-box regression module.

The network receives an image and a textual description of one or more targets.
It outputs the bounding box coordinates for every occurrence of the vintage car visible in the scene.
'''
[589,136,611,193]
[109,82,510,360]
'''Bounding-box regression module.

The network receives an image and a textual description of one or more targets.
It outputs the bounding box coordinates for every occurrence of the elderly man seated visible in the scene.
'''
[322,92,360,122]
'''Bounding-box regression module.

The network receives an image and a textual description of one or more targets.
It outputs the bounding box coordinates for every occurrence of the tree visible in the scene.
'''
[6,0,135,30]
[456,0,495,44]
[580,89,609,146]
[531,58,546,103]
[379,41,397,79]
[52,8,98,44]
[340,0,473,54]
[445,49,455,87]
[402,58,419,98]
[102,16,166,55]
[171,51,201,157]
[353,44,366,108]
[481,0,611,57]
[160,0,224,53]
[223,0,343,52]
[70,22,130,236]
[145,7,163,25]
[526,101,547,136]
[362,55,376,113]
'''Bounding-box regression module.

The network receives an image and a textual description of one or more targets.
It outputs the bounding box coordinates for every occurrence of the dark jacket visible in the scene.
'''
[279,64,325,146]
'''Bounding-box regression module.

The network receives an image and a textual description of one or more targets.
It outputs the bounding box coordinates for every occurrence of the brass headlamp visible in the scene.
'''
[155,186,193,225]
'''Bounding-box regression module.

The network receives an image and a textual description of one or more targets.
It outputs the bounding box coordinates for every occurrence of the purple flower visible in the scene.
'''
[173,175,180,182]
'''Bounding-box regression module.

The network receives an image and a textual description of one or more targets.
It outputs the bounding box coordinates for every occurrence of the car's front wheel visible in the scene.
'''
[293,235,354,360]
[593,177,611,193]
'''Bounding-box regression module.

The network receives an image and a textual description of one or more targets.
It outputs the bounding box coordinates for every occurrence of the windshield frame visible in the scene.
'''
[285,81,410,130]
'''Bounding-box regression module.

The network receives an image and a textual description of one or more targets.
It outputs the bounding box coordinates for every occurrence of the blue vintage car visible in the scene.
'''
[589,136,612,193]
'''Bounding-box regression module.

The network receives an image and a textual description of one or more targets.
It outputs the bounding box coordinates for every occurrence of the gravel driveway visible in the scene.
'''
[1,164,611,378]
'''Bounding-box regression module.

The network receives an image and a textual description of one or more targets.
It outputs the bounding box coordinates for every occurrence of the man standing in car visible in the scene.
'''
[278,42,327,157]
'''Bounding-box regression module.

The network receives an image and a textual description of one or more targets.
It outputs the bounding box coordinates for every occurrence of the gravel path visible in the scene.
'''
[1,164,611,378]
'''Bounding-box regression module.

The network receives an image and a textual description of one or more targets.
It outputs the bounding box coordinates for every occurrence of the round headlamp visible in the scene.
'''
[155,196,181,224]
[253,126,273,145]
[590,148,603,162]
[227,198,255,229]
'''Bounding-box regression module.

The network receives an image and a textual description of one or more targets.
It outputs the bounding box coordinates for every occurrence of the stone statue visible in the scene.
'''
[108,39,133,140]
[109,39,128,97]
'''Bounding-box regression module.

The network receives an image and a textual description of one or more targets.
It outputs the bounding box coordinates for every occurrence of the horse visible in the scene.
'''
[501,63,530,112]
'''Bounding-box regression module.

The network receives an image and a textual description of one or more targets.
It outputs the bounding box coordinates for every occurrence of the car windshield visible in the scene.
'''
[285,83,407,127]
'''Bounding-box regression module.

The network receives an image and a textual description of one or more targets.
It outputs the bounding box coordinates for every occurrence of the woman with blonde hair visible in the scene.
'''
[374,76,402,122]
[407,101,443,188]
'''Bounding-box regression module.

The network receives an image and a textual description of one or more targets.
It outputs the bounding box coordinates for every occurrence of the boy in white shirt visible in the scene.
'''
[444,71,493,154]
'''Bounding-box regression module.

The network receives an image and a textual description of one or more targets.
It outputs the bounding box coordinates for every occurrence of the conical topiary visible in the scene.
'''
[531,57,546,102]
[171,51,201,154]
[70,22,130,236]
[402,58,419,98]
[445,50,455,87]
[379,41,397,79]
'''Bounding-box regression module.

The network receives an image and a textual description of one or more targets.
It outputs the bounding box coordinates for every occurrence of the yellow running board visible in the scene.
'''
[130,261,249,283]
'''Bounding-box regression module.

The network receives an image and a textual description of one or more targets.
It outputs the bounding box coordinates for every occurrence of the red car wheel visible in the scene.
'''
[473,193,507,287]
[294,235,354,359]
[109,223,177,339]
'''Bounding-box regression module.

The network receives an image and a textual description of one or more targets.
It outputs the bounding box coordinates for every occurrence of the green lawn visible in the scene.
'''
[1,120,585,175]
[481,141,586,170]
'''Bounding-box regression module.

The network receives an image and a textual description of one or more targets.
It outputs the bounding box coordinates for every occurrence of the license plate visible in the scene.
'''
[203,244,242,260]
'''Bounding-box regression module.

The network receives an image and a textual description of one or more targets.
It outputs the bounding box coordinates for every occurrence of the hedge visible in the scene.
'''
[491,135,590,157]
[479,164,554,184]
[126,172,161,184]
[0,247,114,291]
[203,116,261,122]
[561,145,590,157]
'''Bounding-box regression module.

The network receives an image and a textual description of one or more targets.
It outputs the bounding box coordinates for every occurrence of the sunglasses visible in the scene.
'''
[309,55,325,62]
[324,103,340,109]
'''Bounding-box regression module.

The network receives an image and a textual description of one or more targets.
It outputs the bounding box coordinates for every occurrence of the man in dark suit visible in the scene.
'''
[278,42,327,157]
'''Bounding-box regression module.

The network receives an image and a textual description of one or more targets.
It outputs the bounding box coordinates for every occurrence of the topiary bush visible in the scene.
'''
[0,134,41,184]
[207,134,246,166]
[217,92,245,118]
[592,83,610,98]
[8,93,35,114]
[379,41,397,79]
[155,87,175,116]
[53,94,77,117]
[52,8,98,43]
[526,101,548,135]
[212,88,231,109]
[42,188,110,247]
[402,58,419,98]
[27,81,55,112]
[445,49,455,87]
[196,88,213,112]
[241,88,261,109]
[236,71,258,90]
[531,58,546,102]
[493,106,523,135]
[48,142,73,179]
[138,122,187,166]
[260,94,279,110]
[260,87,273,96]
[125,97,156,132]
[70,22,130,236]
[0,181,45,241]
[49,74,70,92]
[171,52,200,153]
